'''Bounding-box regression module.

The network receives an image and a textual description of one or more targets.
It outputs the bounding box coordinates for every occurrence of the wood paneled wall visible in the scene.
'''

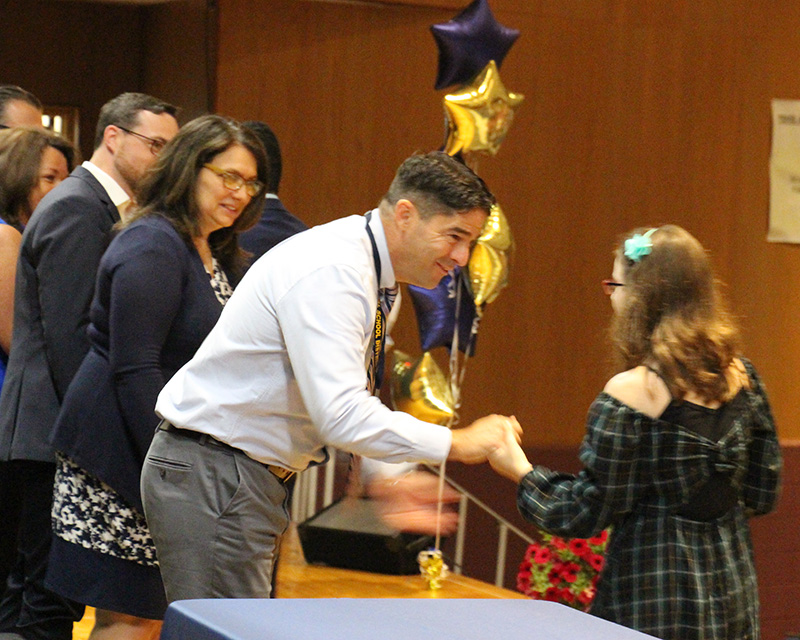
[750,442,800,640]
[216,0,800,447]
[0,0,212,158]
[0,0,144,157]
[141,0,216,123]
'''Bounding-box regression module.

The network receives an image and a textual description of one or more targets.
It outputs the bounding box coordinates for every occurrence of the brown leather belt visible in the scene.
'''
[157,419,295,484]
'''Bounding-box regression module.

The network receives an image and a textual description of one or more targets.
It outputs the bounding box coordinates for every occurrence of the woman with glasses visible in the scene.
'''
[489,225,781,640]
[43,115,267,639]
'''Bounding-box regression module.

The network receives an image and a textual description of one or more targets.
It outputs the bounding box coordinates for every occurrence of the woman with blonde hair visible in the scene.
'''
[489,225,781,640]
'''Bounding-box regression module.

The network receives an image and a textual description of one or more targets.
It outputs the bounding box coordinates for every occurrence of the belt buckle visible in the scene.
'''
[268,465,294,483]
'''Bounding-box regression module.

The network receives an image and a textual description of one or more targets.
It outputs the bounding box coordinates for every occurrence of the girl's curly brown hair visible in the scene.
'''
[611,224,740,404]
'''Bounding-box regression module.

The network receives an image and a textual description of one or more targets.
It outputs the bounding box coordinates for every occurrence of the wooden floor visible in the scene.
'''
[275,524,526,599]
[72,524,524,638]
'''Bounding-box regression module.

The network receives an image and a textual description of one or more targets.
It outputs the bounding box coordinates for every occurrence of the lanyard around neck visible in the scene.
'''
[365,211,387,393]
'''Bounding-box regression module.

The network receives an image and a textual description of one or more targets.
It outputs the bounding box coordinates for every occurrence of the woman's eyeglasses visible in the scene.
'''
[601,279,624,296]
[203,164,264,197]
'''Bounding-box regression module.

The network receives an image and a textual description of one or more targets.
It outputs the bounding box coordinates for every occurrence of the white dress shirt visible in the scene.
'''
[156,210,452,471]
[81,161,130,209]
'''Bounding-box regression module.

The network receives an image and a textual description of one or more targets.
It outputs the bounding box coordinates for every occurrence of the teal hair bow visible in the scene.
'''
[624,228,656,263]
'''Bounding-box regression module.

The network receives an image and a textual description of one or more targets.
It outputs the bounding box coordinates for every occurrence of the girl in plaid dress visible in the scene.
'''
[490,225,781,640]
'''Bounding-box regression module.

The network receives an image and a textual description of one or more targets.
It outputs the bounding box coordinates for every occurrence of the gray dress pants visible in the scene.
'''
[141,427,291,601]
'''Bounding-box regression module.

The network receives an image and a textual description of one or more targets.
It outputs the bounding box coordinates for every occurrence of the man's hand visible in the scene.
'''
[448,414,522,464]
[367,470,460,535]
[488,426,534,483]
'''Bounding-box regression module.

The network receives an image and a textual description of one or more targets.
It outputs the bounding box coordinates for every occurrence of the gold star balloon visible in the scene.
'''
[391,350,455,426]
[443,60,524,157]
[476,201,513,252]
[468,202,513,307]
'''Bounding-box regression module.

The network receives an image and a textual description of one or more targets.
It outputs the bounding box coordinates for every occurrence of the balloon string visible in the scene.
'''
[448,270,465,414]
[435,457,447,551]
[434,269,479,551]
[465,153,480,175]
[448,270,479,413]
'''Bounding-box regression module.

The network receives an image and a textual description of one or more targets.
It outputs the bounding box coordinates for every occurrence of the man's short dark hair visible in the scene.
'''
[93,92,178,150]
[242,121,282,194]
[383,151,495,219]
[0,85,43,126]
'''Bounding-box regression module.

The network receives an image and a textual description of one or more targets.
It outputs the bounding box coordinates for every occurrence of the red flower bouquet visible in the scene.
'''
[516,530,609,611]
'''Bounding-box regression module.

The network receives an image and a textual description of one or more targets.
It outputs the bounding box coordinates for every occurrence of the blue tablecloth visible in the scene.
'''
[161,598,660,640]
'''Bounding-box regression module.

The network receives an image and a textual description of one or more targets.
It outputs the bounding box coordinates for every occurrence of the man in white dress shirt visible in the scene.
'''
[141,151,521,600]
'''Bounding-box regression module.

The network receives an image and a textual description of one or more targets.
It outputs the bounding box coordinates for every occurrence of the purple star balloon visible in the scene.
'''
[430,0,520,91]
[409,267,480,356]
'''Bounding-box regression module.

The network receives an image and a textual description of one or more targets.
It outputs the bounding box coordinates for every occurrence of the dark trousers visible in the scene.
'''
[0,462,22,590]
[0,461,83,640]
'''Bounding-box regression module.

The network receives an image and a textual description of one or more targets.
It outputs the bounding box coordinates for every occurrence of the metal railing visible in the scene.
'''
[290,454,535,588]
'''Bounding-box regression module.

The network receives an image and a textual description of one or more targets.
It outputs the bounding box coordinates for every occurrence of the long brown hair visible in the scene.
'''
[611,224,740,403]
[128,115,268,279]
[0,127,77,227]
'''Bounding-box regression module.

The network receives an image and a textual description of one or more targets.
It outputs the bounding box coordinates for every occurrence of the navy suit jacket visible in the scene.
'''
[51,216,228,510]
[0,166,120,462]
[238,195,307,263]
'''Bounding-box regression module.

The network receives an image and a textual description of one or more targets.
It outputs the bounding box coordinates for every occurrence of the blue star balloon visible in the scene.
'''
[409,267,480,356]
[430,0,520,90]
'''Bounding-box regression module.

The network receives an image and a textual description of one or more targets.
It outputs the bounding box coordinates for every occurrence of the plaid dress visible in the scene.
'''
[517,358,781,640]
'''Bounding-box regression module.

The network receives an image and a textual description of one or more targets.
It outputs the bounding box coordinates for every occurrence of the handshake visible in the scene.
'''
[449,414,533,482]
[368,413,533,537]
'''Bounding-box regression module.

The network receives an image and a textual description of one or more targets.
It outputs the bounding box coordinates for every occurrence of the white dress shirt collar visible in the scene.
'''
[81,161,130,208]
[365,208,396,291]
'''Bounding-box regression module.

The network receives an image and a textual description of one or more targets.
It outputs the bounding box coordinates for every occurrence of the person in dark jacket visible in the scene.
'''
[0,125,76,627]
[0,92,178,640]
[238,120,307,261]
[44,114,267,640]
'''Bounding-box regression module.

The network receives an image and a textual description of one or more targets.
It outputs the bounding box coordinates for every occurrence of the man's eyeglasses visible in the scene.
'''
[601,279,624,295]
[203,164,264,197]
[116,125,167,155]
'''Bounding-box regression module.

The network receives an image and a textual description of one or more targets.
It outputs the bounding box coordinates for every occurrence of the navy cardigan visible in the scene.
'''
[50,214,229,511]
